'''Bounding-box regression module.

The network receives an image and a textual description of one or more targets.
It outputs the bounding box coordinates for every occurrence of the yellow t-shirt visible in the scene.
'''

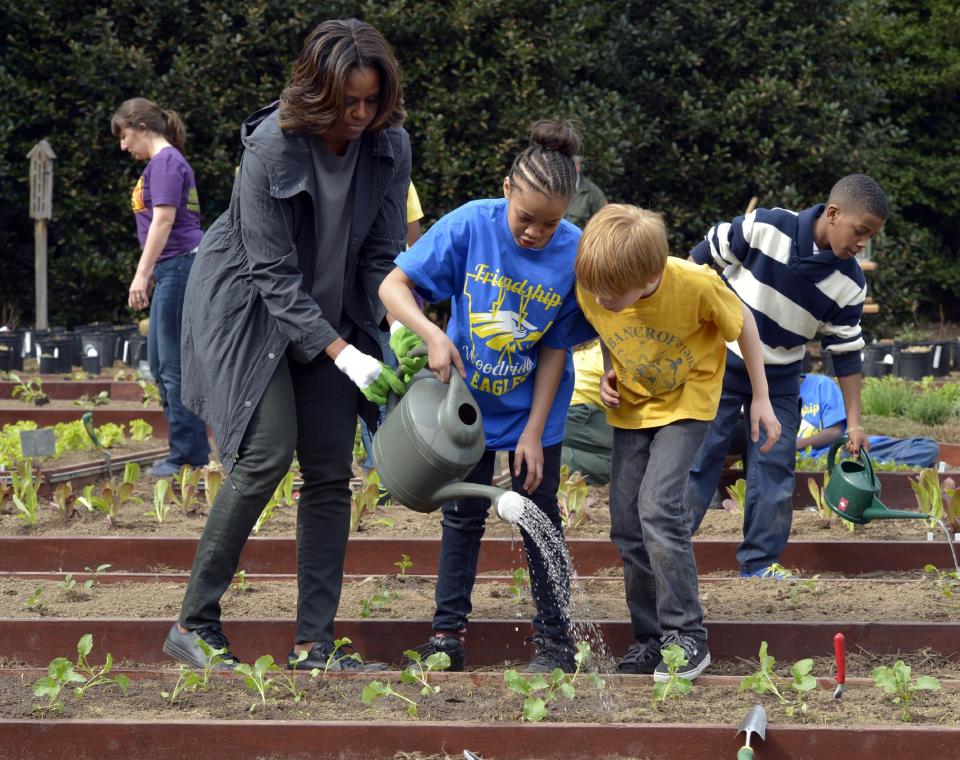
[569,341,605,408]
[577,257,744,429]
[407,183,424,224]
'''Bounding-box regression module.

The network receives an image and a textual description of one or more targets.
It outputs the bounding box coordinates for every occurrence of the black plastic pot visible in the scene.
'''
[930,341,952,377]
[895,345,932,380]
[0,331,23,371]
[79,332,117,368]
[0,347,11,372]
[123,336,147,366]
[862,344,894,377]
[81,354,102,375]
[38,354,58,374]
[34,335,74,373]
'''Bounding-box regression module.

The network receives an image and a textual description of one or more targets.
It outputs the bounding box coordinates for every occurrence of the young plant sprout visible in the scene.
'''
[739,641,816,717]
[235,654,280,712]
[509,567,531,604]
[503,641,604,722]
[310,637,363,677]
[233,570,253,593]
[651,644,693,706]
[359,586,391,618]
[394,553,413,578]
[872,660,940,722]
[557,465,590,529]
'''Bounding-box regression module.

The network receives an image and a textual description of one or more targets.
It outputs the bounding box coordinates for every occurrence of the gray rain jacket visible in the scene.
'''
[181,103,411,473]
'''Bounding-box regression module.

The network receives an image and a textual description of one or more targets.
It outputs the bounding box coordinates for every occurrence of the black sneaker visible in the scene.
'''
[525,635,576,674]
[408,631,466,672]
[617,638,661,674]
[162,623,240,670]
[288,641,387,672]
[653,632,710,682]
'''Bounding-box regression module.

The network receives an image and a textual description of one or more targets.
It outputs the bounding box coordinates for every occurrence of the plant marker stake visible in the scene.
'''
[735,704,767,759]
[833,632,846,699]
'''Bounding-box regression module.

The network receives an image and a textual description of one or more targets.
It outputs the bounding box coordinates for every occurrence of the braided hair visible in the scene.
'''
[507,120,581,199]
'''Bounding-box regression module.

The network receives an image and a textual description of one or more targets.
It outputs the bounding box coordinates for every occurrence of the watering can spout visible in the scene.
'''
[432,482,525,524]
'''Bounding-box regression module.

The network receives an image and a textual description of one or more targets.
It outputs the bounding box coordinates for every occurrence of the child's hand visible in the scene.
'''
[599,369,620,408]
[749,396,782,454]
[845,428,870,456]
[514,430,544,494]
[425,333,466,383]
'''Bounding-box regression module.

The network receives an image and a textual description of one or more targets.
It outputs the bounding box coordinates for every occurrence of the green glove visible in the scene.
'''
[335,345,408,405]
[389,323,428,382]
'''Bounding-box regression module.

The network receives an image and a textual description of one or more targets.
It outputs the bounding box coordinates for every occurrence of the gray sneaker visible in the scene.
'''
[163,623,240,670]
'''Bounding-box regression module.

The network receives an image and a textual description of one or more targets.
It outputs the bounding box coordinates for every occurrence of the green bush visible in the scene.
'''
[861,376,916,418]
[0,0,956,328]
[907,388,959,426]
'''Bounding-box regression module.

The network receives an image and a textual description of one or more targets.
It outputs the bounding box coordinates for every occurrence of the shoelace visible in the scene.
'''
[621,640,657,665]
[195,625,232,653]
[660,631,700,656]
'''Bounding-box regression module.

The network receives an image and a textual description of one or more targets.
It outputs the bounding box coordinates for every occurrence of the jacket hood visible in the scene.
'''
[240,102,399,200]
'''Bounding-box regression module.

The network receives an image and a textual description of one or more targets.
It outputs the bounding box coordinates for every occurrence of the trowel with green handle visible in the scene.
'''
[81,411,112,478]
[735,704,767,759]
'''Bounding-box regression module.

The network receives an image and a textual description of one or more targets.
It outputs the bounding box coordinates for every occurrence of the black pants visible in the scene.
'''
[179,352,360,643]
[433,444,570,641]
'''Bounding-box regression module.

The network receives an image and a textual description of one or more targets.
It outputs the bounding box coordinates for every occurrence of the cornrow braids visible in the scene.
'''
[508,119,581,199]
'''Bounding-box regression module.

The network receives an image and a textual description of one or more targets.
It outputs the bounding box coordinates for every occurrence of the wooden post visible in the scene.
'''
[26,140,56,330]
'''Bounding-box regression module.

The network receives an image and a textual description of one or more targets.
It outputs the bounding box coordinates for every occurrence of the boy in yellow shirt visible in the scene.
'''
[575,205,780,680]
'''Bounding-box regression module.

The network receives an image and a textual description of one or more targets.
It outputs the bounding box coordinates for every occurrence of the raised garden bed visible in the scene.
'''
[0,403,168,438]
[0,379,142,402]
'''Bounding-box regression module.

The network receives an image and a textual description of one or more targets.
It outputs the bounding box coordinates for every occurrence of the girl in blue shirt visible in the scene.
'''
[380,120,595,673]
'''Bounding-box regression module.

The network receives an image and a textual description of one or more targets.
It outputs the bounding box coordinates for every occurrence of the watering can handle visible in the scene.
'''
[385,343,429,415]
[827,437,878,488]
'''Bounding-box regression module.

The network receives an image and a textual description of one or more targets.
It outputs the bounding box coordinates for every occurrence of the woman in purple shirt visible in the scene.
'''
[111,98,210,475]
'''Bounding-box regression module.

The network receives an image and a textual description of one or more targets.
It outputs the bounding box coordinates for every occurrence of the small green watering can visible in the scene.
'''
[371,356,524,523]
[824,438,926,524]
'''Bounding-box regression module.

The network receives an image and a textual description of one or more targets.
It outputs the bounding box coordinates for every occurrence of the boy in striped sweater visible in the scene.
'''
[685,174,888,577]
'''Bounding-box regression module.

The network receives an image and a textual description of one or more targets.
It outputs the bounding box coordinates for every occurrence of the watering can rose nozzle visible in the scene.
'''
[495,491,525,524]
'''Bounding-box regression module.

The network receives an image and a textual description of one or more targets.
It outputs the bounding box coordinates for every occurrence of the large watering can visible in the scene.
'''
[824,438,926,524]
[371,353,524,523]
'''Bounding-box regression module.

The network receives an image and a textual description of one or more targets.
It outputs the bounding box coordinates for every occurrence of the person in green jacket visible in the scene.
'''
[564,155,607,229]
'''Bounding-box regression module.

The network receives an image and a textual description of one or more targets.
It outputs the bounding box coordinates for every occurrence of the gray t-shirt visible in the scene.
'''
[309,137,361,333]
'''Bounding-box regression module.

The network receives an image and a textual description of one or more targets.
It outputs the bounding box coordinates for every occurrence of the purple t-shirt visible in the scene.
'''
[131,147,203,261]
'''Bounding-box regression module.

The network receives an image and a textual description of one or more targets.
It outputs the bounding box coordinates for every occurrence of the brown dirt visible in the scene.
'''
[0,480,942,542]
[2,574,957,624]
[0,669,956,727]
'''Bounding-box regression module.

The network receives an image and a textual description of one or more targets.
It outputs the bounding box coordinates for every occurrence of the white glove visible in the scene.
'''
[334,344,405,405]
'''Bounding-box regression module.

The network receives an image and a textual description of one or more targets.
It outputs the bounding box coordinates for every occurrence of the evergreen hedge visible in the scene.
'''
[1,0,957,332]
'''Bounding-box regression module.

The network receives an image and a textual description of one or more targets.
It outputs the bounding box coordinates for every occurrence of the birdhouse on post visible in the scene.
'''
[26,140,56,330]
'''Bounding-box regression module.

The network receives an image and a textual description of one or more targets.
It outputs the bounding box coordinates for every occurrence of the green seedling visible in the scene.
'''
[78,464,143,527]
[171,464,203,515]
[72,391,110,408]
[33,634,128,712]
[95,423,127,448]
[52,481,77,522]
[277,651,308,703]
[350,469,393,532]
[129,418,153,442]
[872,660,941,722]
[352,422,366,468]
[25,586,45,612]
[651,644,693,705]
[148,478,171,524]
[807,472,833,521]
[359,586,391,618]
[557,464,591,530]
[233,570,252,593]
[59,566,108,595]
[362,679,419,716]
[504,641,605,722]
[739,641,816,717]
[235,654,280,712]
[394,553,413,578]
[509,567,530,604]
[162,638,229,704]
[912,469,960,533]
[82,564,111,589]
[253,470,296,533]
[724,478,747,516]
[310,637,363,677]
[12,459,40,526]
[203,464,224,510]
[923,564,960,602]
[138,380,161,407]
[401,649,452,700]
[10,373,49,406]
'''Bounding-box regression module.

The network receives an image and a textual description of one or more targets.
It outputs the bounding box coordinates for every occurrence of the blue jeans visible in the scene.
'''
[609,421,708,643]
[686,390,800,574]
[149,253,210,467]
[433,444,569,641]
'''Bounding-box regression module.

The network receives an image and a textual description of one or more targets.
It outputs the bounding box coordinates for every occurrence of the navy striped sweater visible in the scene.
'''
[690,204,865,396]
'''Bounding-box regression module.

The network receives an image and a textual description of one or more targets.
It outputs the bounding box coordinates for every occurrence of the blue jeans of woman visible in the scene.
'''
[149,253,210,467]
[433,444,569,642]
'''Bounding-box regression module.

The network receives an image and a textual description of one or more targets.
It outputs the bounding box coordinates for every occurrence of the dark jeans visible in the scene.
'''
[609,420,708,643]
[149,252,210,467]
[433,443,569,642]
[686,390,800,574]
[179,352,360,643]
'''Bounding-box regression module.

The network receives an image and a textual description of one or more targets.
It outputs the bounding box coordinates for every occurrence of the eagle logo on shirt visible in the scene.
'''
[470,309,544,363]
[131,177,146,213]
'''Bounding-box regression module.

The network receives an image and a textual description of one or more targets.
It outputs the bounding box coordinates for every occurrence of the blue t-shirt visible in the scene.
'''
[798,374,847,459]
[396,198,595,450]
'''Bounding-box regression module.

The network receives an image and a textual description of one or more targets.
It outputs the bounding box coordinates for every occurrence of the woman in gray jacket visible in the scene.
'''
[163,19,411,671]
